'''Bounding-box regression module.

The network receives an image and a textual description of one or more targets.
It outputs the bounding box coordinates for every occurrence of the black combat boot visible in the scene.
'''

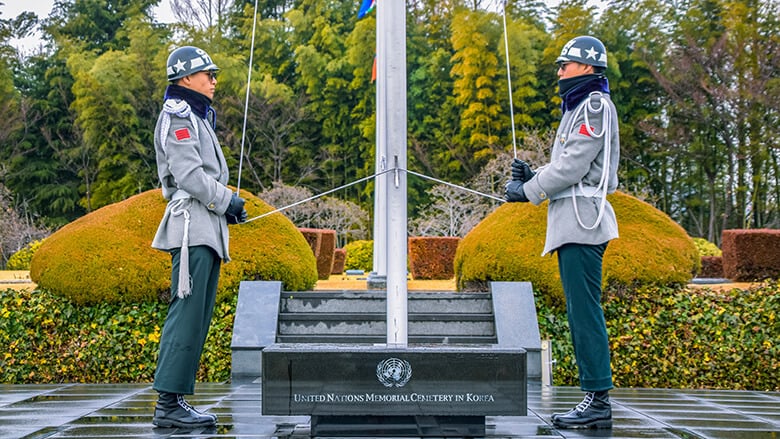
[552,390,612,429]
[153,392,217,428]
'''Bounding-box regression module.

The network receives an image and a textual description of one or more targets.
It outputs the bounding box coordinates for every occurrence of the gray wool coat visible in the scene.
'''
[522,92,620,256]
[151,99,233,261]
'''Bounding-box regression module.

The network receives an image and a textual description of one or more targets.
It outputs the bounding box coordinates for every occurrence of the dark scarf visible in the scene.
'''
[559,74,610,112]
[164,84,217,128]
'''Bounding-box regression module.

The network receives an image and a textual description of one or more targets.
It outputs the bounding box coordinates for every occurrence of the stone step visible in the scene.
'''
[279,312,495,321]
[276,334,498,344]
[278,293,497,339]
[280,291,492,314]
[279,319,496,336]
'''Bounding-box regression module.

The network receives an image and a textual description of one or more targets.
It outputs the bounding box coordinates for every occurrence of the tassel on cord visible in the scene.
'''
[160,99,198,299]
[170,199,192,299]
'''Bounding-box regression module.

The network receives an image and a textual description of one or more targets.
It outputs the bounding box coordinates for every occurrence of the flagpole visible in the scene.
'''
[377,0,408,346]
[369,0,387,289]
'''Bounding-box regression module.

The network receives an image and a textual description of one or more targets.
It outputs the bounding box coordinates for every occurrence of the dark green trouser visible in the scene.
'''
[153,245,220,395]
[557,242,613,392]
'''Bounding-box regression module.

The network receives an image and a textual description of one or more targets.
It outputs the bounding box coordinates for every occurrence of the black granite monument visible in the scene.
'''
[232,281,539,436]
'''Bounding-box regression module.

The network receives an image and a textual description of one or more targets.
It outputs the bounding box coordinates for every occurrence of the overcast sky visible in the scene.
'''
[2,0,176,54]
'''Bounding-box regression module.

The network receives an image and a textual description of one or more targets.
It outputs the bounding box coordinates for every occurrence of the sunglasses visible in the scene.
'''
[557,62,572,72]
[203,71,218,81]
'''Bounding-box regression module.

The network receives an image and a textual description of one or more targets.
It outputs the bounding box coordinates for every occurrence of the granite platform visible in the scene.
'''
[0,381,777,438]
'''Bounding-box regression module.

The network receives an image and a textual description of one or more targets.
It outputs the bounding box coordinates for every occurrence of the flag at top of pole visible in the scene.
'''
[358,0,376,18]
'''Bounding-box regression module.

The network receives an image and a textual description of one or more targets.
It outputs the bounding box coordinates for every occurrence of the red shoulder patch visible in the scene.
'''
[174,128,191,140]
[578,124,594,137]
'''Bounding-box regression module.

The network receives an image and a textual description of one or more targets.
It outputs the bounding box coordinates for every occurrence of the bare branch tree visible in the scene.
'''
[259,182,369,246]
[169,0,234,33]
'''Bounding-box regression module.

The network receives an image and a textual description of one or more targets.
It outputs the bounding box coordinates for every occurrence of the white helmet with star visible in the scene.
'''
[556,36,608,68]
[166,46,219,82]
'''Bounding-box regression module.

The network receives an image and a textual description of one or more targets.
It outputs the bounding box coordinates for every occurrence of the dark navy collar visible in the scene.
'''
[164,84,217,128]
[559,75,610,112]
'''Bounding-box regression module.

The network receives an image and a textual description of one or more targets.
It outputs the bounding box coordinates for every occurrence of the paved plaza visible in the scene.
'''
[0,380,777,438]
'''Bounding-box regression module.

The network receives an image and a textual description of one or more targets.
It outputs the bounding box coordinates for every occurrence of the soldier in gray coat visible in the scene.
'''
[150,46,247,428]
[504,35,619,430]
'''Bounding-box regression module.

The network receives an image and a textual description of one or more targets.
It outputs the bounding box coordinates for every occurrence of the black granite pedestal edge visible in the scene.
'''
[310,415,486,437]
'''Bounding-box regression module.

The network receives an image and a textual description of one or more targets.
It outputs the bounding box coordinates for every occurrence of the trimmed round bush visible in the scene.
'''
[693,237,722,257]
[6,239,44,270]
[344,240,373,272]
[454,192,700,308]
[30,189,318,304]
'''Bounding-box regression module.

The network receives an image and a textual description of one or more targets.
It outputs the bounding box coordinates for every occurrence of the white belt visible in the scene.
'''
[550,184,601,201]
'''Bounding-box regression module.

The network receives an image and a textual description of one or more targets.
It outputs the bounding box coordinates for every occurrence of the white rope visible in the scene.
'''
[243,169,395,223]
[501,0,518,158]
[236,0,260,196]
[159,100,198,299]
[243,168,505,224]
[404,169,506,203]
[567,92,612,230]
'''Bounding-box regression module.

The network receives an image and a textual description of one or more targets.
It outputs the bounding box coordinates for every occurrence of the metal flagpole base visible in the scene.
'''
[366,272,387,290]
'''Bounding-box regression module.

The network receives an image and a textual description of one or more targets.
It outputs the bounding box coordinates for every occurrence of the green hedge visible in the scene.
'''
[2,282,777,390]
[539,282,779,391]
[0,288,232,383]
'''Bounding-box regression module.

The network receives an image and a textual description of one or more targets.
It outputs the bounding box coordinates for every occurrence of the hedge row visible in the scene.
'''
[2,283,777,390]
[0,288,233,384]
[539,282,778,391]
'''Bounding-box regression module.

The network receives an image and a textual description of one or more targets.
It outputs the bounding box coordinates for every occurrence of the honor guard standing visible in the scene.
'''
[504,35,620,429]
[150,45,247,428]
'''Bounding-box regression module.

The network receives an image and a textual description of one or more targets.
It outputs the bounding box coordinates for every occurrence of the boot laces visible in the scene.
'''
[177,394,195,413]
[575,392,595,413]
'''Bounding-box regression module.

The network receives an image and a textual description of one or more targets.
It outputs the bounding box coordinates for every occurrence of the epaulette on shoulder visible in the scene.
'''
[162,98,192,118]
[587,91,605,113]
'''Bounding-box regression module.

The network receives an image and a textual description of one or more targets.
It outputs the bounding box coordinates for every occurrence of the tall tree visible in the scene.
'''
[46,0,157,52]
[285,0,366,200]
[450,8,503,174]
[68,16,167,209]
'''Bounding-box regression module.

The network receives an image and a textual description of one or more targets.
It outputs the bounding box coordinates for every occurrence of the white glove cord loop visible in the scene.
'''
[569,93,612,231]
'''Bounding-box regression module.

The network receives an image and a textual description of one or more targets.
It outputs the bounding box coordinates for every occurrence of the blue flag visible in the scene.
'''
[358,0,376,18]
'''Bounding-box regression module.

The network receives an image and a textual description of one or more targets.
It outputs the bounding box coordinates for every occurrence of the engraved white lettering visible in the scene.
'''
[293,394,326,403]
[466,393,495,402]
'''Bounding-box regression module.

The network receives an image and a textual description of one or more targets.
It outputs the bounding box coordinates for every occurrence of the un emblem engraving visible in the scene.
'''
[376,358,412,387]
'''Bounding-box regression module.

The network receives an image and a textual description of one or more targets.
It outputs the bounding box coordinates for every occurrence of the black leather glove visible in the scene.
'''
[226,193,247,224]
[511,158,535,182]
[504,180,529,202]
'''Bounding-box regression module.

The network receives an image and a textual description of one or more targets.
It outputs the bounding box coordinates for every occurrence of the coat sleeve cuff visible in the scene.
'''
[206,185,233,214]
[523,176,549,206]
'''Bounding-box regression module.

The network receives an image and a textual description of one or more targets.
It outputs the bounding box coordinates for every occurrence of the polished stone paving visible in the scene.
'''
[0,381,777,438]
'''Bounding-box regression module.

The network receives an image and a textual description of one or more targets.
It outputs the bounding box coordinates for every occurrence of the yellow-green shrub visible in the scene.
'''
[344,240,373,272]
[6,239,45,270]
[29,189,317,305]
[693,237,722,257]
[454,192,700,308]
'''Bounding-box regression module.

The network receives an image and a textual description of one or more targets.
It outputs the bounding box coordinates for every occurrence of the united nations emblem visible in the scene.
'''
[376,358,412,387]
